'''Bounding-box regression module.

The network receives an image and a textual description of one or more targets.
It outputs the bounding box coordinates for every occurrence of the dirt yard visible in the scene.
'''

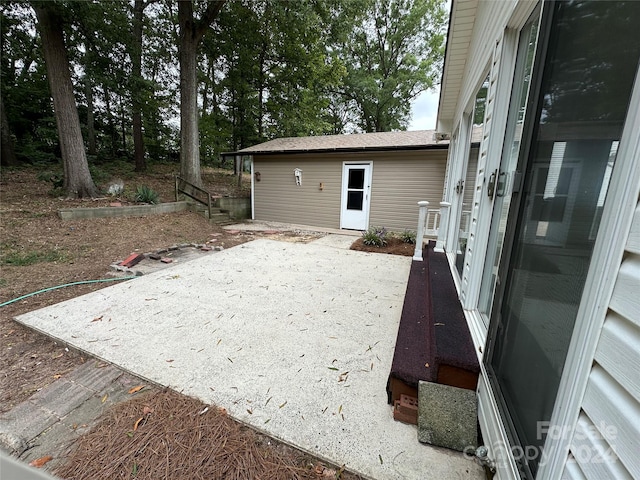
[0,163,410,479]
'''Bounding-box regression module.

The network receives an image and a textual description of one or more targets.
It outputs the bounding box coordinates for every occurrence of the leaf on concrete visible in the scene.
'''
[128,385,144,394]
[91,316,103,322]
[101,393,108,403]
[29,455,53,468]
[279,401,287,409]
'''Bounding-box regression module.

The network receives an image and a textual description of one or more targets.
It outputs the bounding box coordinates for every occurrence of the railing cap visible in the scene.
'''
[417,200,430,206]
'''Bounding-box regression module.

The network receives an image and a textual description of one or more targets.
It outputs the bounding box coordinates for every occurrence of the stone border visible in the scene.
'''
[58,201,190,220]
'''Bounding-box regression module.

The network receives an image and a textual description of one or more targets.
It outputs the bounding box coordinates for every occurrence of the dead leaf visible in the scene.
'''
[91,315,103,322]
[217,407,227,415]
[425,363,430,368]
[133,417,144,431]
[128,385,144,394]
[143,406,153,415]
[29,455,53,468]
[101,393,108,403]
[52,353,63,359]
[166,359,174,363]
[247,408,253,414]
[53,374,62,380]
[314,465,325,474]
[279,401,287,409]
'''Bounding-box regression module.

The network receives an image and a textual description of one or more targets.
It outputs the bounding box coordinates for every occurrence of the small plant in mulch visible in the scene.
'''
[398,230,416,244]
[362,226,388,247]
[133,185,159,204]
[37,170,65,196]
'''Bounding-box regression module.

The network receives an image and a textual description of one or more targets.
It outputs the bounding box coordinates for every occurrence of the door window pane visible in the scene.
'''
[347,191,364,210]
[488,2,640,477]
[479,11,540,319]
[455,79,487,275]
[348,169,365,189]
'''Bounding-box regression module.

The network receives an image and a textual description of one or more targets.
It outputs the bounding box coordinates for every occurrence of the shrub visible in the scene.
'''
[134,185,159,204]
[399,230,416,244]
[362,226,388,247]
[37,171,63,189]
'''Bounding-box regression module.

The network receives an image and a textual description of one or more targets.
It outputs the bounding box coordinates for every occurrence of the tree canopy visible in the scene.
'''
[1,0,447,194]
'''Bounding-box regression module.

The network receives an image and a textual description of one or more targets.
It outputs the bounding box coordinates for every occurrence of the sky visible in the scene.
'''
[408,86,440,131]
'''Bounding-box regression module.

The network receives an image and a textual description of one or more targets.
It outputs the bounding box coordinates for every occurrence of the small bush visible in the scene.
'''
[37,171,63,189]
[134,185,159,204]
[362,226,388,247]
[399,230,416,244]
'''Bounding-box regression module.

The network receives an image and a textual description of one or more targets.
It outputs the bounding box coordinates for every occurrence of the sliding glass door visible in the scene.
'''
[485,1,640,477]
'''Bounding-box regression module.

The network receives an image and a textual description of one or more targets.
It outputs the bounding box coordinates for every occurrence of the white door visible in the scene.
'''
[340,163,372,230]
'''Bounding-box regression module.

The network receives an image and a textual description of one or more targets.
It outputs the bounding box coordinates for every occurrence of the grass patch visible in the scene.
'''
[2,249,69,266]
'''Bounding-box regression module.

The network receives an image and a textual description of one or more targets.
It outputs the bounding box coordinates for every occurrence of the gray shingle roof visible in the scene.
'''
[236,129,449,154]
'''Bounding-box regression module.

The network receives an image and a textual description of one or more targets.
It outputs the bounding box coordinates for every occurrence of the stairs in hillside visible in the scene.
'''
[187,202,235,225]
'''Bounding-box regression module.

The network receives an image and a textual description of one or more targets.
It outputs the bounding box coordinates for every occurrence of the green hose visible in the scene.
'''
[0,276,137,308]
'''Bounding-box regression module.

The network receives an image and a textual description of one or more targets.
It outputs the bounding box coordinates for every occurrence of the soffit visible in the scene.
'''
[436,0,479,133]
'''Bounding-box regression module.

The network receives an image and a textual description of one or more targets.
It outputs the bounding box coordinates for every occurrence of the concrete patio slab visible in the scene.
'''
[15,236,482,480]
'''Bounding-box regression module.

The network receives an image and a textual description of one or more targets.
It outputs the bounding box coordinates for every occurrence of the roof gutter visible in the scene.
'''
[223,143,451,157]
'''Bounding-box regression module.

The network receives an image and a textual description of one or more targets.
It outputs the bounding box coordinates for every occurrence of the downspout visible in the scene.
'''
[250,156,255,220]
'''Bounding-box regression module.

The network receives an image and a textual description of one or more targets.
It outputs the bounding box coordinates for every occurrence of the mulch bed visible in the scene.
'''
[350,237,415,256]
[54,389,359,480]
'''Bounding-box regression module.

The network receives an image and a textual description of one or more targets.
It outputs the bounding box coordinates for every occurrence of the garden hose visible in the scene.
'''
[0,276,137,308]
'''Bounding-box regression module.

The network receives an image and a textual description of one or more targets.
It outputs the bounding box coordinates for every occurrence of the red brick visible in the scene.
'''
[120,253,144,268]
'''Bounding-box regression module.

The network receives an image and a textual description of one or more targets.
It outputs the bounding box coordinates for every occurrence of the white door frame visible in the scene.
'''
[340,161,372,230]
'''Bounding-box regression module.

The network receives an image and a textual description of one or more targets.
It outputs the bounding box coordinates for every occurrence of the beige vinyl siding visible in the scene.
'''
[253,153,343,229]
[253,149,447,231]
[368,149,447,232]
[562,199,640,479]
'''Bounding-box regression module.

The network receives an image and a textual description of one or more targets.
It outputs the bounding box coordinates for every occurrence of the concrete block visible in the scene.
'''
[30,380,93,418]
[0,402,57,448]
[417,380,477,452]
[65,360,122,393]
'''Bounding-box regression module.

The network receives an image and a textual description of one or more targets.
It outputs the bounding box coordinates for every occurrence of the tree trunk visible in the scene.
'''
[85,76,97,156]
[103,86,117,155]
[0,91,18,166]
[178,0,225,187]
[178,1,202,186]
[33,3,97,198]
[132,0,146,172]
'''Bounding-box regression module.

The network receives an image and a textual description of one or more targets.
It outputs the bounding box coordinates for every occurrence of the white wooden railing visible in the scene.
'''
[414,201,474,261]
[413,201,450,261]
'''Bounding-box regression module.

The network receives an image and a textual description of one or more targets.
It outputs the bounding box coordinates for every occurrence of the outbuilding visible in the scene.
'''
[235,130,450,232]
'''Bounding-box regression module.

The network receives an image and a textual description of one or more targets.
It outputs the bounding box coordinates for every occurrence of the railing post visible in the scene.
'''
[435,201,451,253]
[413,200,429,261]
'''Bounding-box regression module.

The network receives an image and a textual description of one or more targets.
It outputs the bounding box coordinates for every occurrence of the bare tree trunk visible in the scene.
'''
[178,0,225,187]
[33,3,97,198]
[0,91,18,166]
[85,76,97,156]
[178,1,202,186]
[132,0,146,172]
[103,86,117,155]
